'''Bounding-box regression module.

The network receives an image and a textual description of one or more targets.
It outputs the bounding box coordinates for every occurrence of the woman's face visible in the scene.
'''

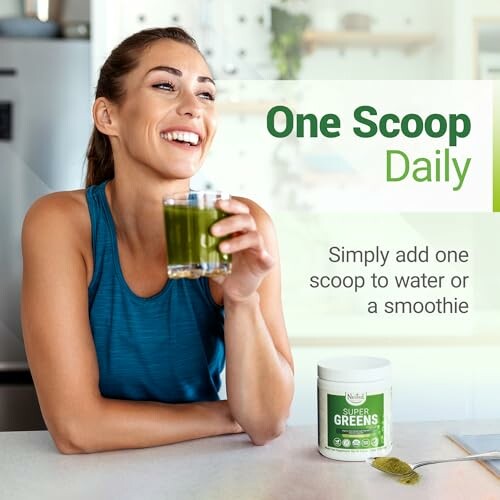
[112,39,217,180]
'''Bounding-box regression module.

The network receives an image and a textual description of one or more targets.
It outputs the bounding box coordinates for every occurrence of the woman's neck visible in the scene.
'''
[105,170,190,257]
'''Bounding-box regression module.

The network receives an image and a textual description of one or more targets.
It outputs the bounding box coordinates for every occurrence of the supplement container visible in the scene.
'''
[317,356,392,461]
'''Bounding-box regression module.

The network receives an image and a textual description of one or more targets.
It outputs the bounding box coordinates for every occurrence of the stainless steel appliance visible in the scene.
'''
[23,0,63,22]
[0,37,91,430]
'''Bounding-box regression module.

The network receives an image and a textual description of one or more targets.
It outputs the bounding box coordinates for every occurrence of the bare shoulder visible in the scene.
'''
[25,189,87,219]
[22,190,91,268]
[23,190,88,235]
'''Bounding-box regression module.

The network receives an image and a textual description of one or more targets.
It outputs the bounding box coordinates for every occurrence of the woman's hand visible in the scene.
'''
[210,198,274,302]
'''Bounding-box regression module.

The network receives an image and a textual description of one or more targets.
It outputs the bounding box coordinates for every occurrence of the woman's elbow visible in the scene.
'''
[50,419,93,455]
[54,437,84,455]
[245,402,292,446]
[249,420,286,446]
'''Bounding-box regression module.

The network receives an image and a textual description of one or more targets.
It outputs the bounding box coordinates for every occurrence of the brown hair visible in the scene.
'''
[85,27,201,187]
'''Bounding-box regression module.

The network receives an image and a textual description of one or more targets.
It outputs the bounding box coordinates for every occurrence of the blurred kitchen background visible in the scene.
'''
[1,0,500,431]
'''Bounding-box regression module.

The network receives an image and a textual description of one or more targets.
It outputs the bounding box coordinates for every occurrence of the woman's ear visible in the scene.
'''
[93,97,119,136]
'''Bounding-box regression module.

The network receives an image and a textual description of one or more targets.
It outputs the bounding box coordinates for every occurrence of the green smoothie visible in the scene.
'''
[163,204,231,278]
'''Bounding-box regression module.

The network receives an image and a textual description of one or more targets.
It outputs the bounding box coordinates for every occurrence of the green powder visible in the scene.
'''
[371,457,421,485]
[398,471,420,485]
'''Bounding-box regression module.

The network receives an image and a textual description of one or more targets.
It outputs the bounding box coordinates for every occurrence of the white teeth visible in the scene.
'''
[189,132,198,146]
[161,130,200,145]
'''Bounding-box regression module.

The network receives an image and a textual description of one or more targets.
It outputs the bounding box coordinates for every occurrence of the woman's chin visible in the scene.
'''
[158,164,200,180]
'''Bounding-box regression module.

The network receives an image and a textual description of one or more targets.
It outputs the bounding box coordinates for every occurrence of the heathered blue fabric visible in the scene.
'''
[86,180,225,403]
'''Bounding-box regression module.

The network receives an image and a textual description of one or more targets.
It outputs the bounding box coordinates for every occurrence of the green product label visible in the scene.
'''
[327,393,384,450]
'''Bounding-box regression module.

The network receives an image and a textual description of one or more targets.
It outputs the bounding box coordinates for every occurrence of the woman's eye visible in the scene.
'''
[199,91,215,101]
[153,82,175,91]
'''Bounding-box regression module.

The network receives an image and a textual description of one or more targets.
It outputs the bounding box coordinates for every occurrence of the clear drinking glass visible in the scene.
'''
[163,190,232,279]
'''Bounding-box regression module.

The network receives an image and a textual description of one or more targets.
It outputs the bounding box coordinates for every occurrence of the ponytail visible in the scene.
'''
[85,127,114,187]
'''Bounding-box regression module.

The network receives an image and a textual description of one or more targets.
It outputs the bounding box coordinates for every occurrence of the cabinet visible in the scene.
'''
[0,333,44,431]
[0,376,45,431]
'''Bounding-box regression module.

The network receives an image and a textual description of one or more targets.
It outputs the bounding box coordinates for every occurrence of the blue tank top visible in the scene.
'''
[86,180,225,403]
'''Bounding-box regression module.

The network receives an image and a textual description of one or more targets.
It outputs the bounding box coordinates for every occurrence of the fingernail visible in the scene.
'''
[220,242,230,252]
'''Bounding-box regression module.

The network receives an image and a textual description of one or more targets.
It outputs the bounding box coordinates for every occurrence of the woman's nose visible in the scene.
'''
[176,92,201,118]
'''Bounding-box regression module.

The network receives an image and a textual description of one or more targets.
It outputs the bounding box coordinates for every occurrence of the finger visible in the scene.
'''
[219,232,274,267]
[211,213,256,237]
[221,232,274,269]
[219,231,261,254]
[216,198,250,215]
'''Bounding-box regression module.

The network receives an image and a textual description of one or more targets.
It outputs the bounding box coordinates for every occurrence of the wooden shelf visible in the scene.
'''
[303,30,435,54]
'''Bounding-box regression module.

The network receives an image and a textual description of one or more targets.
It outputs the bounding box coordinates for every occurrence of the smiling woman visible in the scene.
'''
[87,28,217,186]
[20,27,294,454]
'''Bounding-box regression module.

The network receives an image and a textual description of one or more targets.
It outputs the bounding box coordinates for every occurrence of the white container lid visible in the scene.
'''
[318,356,391,382]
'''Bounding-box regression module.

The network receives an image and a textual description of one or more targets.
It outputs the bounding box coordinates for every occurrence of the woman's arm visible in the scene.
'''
[211,198,294,445]
[21,194,241,454]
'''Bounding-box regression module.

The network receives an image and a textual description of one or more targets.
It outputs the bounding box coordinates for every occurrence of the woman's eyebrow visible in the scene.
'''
[146,65,216,86]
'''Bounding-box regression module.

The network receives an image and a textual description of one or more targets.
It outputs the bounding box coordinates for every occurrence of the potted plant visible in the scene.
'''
[270,5,311,79]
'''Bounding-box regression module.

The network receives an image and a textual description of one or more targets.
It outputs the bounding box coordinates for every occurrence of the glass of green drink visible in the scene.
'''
[163,190,232,279]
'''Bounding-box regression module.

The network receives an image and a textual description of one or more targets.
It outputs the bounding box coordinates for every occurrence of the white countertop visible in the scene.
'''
[1,421,499,500]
